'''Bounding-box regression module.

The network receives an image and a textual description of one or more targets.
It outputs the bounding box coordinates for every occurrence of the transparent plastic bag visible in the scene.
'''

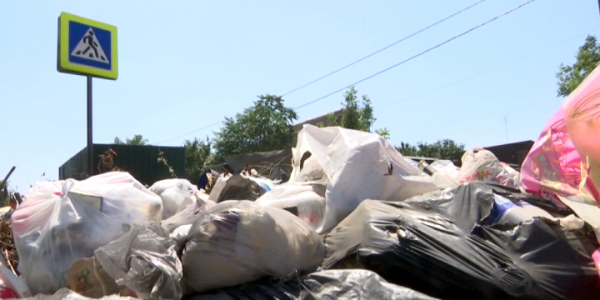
[11,172,163,295]
[94,222,182,300]
[149,179,198,219]
[181,200,325,294]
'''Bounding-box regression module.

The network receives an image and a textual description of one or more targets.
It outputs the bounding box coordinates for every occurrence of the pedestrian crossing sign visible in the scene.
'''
[58,12,118,80]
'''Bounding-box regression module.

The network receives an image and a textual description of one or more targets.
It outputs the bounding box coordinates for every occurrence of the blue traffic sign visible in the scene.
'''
[58,12,118,80]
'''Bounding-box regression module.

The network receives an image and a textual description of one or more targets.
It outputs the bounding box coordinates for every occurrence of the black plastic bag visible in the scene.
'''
[217,175,266,203]
[322,183,600,300]
[185,269,438,300]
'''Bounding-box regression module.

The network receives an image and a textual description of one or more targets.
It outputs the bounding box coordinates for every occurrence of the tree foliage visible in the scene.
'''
[184,137,214,184]
[114,134,149,146]
[557,35,600,97]
[396,142,419,157]
[375,127,391,140]
[327,86,392,140]
[212,95,298,162]
[332,86,376,131]
[395,139,466,165]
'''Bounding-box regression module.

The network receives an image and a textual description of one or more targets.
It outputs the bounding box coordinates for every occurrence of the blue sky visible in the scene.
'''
[1,0,598,192]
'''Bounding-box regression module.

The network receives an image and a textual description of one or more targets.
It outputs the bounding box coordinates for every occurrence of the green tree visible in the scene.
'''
[557,35,600,97]
[375,127,391,140]
[396,139,465,165]
[184,137,214,183]
[335,86,376,131]
[396,142,419,157]
[212,95,298,161]
[114,134,149,145]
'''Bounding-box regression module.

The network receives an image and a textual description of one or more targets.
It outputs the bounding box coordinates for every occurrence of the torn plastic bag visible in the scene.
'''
[323,184,600,300]
[11,172,163,296]
[149,179,199,219]
[94,222,182,300]
[256,183,326,231]
[187,269,439,300]
[181,200,325,294]
[458,149,523,189]
[290,125,439,233]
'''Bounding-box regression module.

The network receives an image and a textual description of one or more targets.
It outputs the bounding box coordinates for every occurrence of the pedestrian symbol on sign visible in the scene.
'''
[71,28,109,64]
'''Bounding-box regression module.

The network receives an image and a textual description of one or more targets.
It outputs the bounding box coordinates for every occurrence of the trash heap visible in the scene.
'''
[4,67,600,300]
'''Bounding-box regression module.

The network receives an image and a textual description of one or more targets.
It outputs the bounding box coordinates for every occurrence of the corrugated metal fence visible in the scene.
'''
[59,144,185,186]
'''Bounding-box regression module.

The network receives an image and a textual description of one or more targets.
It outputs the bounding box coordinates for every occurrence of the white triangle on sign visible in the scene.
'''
[71,28,110,64]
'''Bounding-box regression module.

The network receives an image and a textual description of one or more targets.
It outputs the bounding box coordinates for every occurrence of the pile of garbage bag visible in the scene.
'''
[7,66,600,299]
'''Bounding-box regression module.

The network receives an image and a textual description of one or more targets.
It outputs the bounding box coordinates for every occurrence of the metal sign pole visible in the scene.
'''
[58,12,118,179]
[87,75,93,177]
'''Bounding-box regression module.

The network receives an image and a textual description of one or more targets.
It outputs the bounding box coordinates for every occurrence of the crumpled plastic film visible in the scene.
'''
[288,125,439,233]
[187,269,439,300]
[323,183,600,300]
[94,222,183,300]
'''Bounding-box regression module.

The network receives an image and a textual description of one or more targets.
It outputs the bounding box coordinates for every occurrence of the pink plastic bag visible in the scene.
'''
[564,66,600,161]
[520,108,585,199]
[593,249,600,279]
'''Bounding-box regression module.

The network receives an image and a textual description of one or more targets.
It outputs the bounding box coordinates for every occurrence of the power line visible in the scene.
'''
[376,28,599,109]
[156,0,534,145]
[157,121,222,145]
[293,0,536,110]
[280,0,487,97]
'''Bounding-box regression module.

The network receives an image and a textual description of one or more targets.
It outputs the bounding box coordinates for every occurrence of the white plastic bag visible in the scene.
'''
[181,200,325,294]
[11,172,163,295]
[290,125,439,233]
[149,179,198,219]
[458,149,522,189]
[256,183,326,231]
